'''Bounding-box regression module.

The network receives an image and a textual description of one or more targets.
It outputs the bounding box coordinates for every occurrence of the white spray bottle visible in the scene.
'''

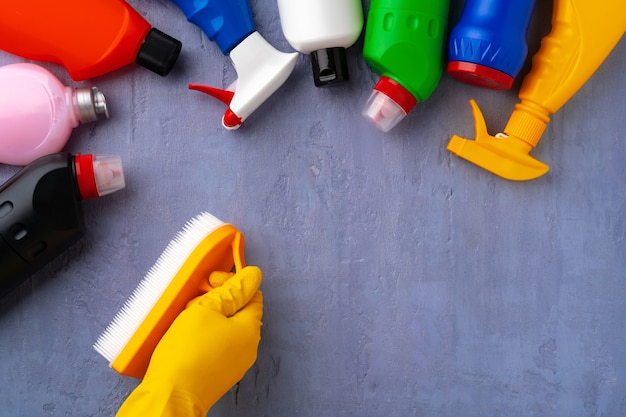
[169,0,298,130]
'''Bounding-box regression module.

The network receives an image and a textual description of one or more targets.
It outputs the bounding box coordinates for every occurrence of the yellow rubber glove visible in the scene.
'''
[115,266,263,417]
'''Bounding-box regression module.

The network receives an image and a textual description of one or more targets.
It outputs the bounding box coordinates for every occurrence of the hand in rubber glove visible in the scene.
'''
[116,266,263,417]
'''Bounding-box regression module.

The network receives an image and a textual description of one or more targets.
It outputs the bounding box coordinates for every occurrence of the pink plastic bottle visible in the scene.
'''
[0,63,109,166]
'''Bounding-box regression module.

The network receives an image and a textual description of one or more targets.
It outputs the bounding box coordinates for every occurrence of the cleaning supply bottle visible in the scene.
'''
[447,0,626,181]
[362,0,450,132]
[0,153,125,298]
[0,63,109,167]
[0,0,182,80]
[447,0,537,90]
[168,0,298,129]
[276,0,364,87]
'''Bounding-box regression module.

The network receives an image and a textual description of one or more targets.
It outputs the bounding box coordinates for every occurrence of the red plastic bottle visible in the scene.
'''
[0,1,182,80]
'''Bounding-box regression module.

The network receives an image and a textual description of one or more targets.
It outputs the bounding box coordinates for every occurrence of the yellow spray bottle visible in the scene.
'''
[446,0,626,181]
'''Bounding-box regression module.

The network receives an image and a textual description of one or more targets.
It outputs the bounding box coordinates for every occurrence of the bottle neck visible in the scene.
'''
[72,87,109,124]
[73,154,126,200]
[311,47,349,87]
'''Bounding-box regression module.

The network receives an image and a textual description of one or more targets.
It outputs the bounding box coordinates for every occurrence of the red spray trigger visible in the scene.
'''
[188,84,234,105]
[188,84,243,129]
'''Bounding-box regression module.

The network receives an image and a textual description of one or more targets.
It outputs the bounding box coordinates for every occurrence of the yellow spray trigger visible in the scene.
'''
[446,0,626,182]
[446,99,550,181]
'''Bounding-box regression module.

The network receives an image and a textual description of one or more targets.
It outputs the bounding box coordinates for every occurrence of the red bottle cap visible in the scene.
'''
[373,76,417,114]
[362,76,417,133]
[447,61,514,90]
[74,154,125,200]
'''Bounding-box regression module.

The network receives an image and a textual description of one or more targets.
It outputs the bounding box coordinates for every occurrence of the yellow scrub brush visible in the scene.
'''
[94,212,245,379]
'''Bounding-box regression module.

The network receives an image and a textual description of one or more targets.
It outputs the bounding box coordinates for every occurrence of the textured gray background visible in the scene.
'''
[0,1,625,416]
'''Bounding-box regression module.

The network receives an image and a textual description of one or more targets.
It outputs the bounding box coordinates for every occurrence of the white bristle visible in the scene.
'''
[93,212,226,364]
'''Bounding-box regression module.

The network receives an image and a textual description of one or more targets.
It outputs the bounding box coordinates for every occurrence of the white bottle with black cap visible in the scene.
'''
[277,0,364,87]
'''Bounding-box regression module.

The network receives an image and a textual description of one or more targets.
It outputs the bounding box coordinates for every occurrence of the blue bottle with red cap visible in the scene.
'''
[447,0,536,90]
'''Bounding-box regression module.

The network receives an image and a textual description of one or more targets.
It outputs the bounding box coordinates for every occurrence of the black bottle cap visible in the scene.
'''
[311,47,349,87]
[136,28,182,76]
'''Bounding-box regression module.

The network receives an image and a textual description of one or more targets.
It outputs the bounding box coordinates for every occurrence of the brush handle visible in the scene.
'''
[202,231,246,292]
[232,231,245,271]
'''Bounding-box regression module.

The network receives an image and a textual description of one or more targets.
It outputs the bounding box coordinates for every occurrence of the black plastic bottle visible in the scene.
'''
[0,153,125,297]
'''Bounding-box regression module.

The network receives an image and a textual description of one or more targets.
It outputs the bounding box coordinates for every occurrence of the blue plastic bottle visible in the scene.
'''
[447,0,536,90]
[168,0,254,55]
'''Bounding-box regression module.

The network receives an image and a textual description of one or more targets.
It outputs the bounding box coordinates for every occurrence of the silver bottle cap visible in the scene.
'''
[75,87,109,123]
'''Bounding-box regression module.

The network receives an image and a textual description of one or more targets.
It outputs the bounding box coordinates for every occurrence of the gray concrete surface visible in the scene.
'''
[0,1,624,416]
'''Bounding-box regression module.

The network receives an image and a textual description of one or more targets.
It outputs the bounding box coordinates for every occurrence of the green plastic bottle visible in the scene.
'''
[362,0,450,132]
